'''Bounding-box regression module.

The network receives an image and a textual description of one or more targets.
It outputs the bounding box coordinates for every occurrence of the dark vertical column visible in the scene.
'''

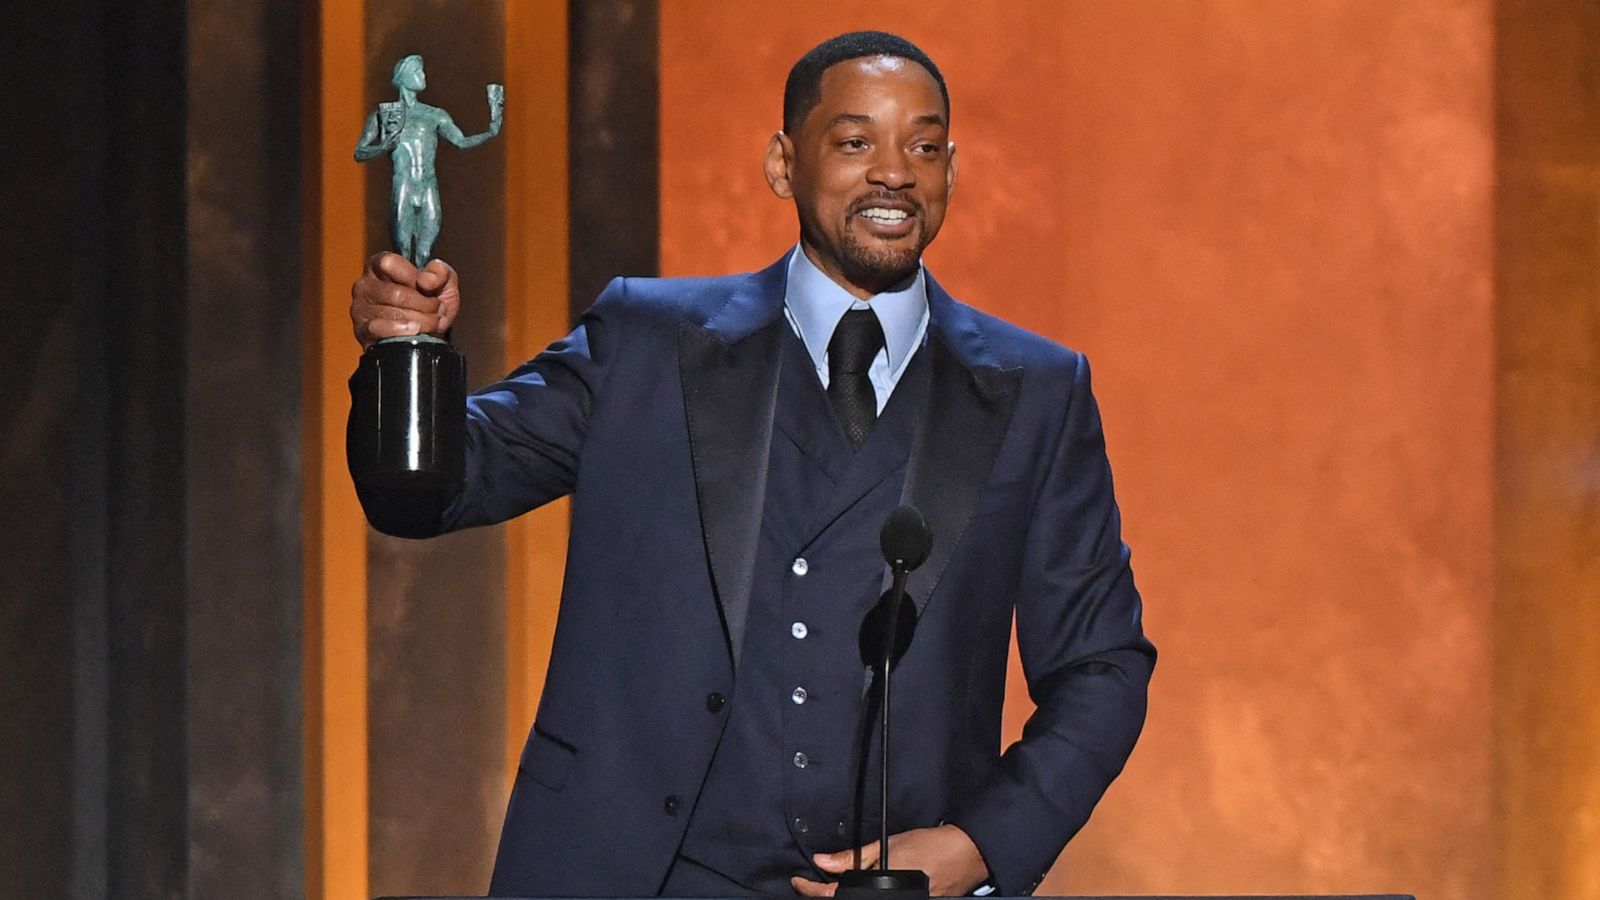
[569,0,659,315]
[66,4,113,894]
[1493,2,1600,898]
[4,4,188,899]
[184,1,306,898]
[5,2,308,897]
[100,3,191,898]
[361,3,509,895]
[1,1,107,893]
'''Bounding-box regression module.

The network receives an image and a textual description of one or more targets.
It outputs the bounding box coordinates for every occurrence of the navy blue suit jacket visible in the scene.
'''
[355,253,1155,897]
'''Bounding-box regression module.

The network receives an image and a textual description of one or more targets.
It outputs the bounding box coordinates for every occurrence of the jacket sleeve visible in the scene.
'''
[946,353,1156,895]
[350,277,629,538]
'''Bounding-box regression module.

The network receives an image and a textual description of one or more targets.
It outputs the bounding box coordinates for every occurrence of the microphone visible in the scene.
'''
[840,507,933,900]
[859,507,930,671]
[880,505,932,571]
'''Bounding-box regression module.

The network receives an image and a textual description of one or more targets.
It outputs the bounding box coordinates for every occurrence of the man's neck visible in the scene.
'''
[783,245,929,387]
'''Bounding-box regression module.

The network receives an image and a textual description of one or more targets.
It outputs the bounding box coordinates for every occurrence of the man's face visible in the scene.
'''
[766,56,957,298]
[402,61,427,92]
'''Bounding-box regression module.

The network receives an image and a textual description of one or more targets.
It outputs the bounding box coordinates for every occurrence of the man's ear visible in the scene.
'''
[765,131,796,199]
[946,140,959,198]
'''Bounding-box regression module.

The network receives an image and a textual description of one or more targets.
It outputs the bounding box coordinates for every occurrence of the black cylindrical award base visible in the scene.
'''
[836,869,930,900]
[348,335,466,490]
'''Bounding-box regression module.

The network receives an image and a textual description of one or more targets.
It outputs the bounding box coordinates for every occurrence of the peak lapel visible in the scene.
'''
[677,257,788,668]
[902,281,1022,615]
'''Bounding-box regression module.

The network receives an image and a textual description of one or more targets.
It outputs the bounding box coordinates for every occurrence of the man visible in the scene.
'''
[350,31,1154,898]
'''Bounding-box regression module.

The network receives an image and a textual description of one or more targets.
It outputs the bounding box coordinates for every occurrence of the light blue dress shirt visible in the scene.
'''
[782,245,931,414]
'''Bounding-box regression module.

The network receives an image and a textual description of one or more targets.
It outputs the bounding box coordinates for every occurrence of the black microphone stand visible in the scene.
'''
[838,554,929,900]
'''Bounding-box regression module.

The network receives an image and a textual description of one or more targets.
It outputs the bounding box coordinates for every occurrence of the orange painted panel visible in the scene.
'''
[504,0,572,783]
[661,3,1495,898]
[304,1,369,898]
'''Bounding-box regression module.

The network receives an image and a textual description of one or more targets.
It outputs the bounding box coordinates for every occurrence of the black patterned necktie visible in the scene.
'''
[827,308,886,449]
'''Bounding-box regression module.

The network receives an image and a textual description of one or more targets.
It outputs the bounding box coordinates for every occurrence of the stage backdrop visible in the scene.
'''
[10,3,1594,900]
[289,3,1597,899]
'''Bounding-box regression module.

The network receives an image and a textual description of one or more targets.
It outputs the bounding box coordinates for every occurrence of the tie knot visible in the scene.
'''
[828,308,885,377]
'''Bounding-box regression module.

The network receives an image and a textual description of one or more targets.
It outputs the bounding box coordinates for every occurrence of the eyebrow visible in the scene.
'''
[826,112,949,128]
[828,113,875,127]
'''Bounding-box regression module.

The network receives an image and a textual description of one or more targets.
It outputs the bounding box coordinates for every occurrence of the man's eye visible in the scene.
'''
[839,138,868,151]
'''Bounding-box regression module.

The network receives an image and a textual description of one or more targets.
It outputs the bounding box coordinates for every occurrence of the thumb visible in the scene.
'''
[368,251,418,288]
[416,259,456,295]
[812,849,853,874]
[814,840,878,873]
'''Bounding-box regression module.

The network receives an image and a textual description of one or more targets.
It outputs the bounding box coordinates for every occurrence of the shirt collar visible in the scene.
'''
[783,244,928,374]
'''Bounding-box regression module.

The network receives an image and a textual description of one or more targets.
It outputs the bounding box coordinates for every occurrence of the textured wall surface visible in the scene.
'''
[6,2,306,896]
[186,0,307,896]
[660,3,1496,897]
[1493,2,1600,898]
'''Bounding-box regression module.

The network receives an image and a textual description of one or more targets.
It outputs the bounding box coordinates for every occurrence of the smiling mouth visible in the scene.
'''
[858,207,910,224]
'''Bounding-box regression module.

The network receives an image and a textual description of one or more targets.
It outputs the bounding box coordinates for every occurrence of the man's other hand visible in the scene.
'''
[791,824,990,897]
[350,252,460,349]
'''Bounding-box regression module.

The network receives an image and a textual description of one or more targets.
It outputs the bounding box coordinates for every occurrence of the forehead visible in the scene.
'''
[809,56,945,123]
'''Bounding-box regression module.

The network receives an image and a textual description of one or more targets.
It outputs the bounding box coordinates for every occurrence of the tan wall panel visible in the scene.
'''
[660,3,1495,898]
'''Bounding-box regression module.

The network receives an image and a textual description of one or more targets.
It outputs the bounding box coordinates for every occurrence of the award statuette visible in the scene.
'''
[348,55,504,490]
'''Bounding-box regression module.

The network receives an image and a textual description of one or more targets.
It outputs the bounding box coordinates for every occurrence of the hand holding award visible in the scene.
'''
[348,55,504,490]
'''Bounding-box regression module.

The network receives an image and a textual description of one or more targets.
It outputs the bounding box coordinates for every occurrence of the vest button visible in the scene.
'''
[791,557,809,576]
[705,691,725,713]
[791,621,808,639]
[663,794,680,815]
[793,816,809,834]
[793,751,809,769]
[791,686,808,705]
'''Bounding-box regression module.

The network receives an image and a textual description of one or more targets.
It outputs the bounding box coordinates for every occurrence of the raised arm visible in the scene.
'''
[438,116,499,149]
[439,87,504,150]
[348,259,627,538]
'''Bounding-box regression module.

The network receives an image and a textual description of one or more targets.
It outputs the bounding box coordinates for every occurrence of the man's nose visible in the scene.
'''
[865,150,915,190]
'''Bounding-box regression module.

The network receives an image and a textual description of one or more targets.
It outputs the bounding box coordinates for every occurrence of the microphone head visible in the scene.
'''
[880,505,932,571]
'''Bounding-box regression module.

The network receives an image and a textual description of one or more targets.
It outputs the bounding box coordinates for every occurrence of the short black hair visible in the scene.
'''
[782,31,949,135]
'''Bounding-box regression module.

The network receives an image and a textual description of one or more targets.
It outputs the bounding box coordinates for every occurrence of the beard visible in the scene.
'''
[837,222,925,286]
[799,203,928,291]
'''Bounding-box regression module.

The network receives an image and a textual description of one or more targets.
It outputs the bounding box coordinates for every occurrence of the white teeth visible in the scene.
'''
[859,207,909,222]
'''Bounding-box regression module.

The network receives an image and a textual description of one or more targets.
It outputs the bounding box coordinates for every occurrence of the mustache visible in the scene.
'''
[849,192,921,215]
